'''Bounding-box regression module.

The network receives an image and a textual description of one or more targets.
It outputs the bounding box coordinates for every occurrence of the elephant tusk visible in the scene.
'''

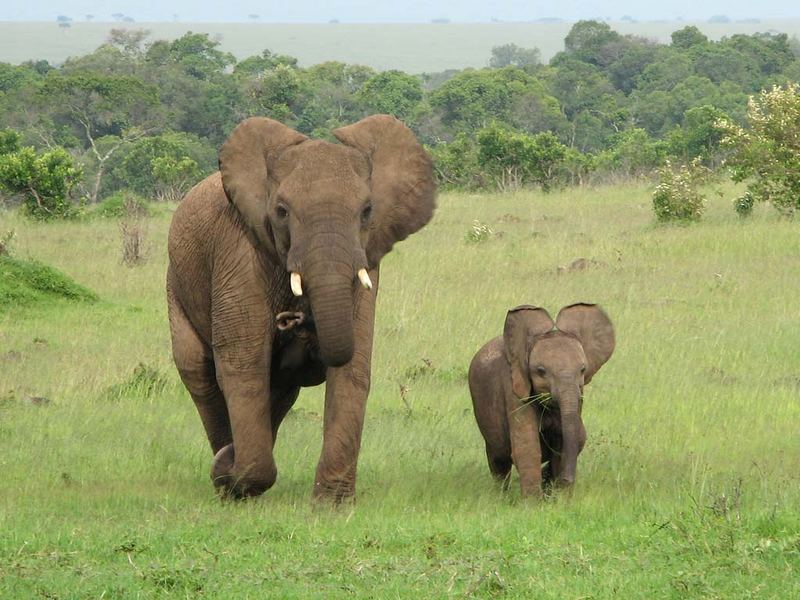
[290,272,303,296]
[358,268,373,290]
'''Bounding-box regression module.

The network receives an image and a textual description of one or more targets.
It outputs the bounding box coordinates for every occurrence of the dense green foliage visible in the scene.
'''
[0,140,83,220]
[717,83,800,214]
[0,21,799,210]
[652,159,710,222]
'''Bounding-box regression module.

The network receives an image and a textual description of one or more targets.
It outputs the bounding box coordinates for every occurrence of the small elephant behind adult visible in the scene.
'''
[468,304,615,497]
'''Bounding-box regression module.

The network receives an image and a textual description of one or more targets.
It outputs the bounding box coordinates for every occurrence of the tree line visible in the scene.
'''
[1,21,799,218]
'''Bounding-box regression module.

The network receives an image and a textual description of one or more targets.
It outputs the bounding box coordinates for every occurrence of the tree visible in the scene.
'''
[489,44,541,69]
[151,155,201,201]
[0,145,82,219]
[234,49,298,77]
[563,20,623,67]
[107,28,151,59]
[476,125,567,191]
[107,131,215,198]
[716,83,800,214]
[166,32,236,80]
[0,128,21,155]
[595,128,666,177]
[671,26,708,50]
[430,68,560,133]
[39,72,162,202]
[666,105,728,161]
[358,71,422,121]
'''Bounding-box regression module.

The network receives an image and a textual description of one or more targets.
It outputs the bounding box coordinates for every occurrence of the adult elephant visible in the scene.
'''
[167,115,436,502]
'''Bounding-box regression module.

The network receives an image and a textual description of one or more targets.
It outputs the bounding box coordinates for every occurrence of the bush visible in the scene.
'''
[733,191,755,217]
[428,134,484,189]
[0,146,83,220]
[0,255,97,312]
[465,220,494,243]
[716,83,800,215]
[476,125,567,191]
[652,158,710,222]
[95,190,151,219]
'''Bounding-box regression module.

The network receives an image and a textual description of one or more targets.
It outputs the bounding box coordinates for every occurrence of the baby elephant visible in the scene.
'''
[469,304,615,497]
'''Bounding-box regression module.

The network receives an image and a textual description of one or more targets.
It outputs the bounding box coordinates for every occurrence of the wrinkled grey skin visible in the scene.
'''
[167,115,436,502]
[468,304,615,497]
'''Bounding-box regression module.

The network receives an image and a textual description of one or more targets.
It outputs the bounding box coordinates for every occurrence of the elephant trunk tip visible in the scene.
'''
[558,474,575,487]
[319,344,354,368]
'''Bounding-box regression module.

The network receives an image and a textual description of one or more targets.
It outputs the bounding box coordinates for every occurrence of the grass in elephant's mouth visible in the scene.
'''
[1,182,798,597]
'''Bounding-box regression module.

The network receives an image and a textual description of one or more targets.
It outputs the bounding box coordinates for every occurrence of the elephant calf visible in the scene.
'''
[468,304,615,497]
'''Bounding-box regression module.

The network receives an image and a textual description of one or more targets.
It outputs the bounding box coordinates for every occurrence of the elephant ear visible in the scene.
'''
[332,115,436,267]
[219,117,308,253]
[503,306,555,399]
[555,303,615,384]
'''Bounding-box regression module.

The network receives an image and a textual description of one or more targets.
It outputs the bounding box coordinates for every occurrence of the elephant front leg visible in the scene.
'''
[313,269,378,503]
[506,396,543,498]
[212,353,276,499]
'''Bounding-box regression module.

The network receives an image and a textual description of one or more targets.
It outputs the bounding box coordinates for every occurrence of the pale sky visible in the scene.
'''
[1,1,797,23]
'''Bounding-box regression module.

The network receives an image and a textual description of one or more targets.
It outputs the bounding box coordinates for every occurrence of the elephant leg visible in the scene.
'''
[168,284,231,453]
[313,268,378,503]
[213,354,276,498]
[486,445,513,491]
[540,438,555,487]
[270,385,300,447]
[506,396,543,498]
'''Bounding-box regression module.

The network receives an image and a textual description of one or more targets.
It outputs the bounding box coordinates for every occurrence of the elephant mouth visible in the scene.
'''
[276,310,316,336]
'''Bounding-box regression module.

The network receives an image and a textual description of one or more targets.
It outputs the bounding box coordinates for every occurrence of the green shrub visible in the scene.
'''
[717,83,800,215]
[95,191,151,219]
[0,146,83,220]
[477,125,567,191]
[465,220,494,243]
[428,134,484,189]
[0,255,97,311]
[733,191,755,217]
[652,158,709,222]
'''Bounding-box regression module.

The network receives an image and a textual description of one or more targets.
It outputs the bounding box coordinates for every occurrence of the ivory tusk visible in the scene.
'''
[290,272,303,296]
[357,268,373,290]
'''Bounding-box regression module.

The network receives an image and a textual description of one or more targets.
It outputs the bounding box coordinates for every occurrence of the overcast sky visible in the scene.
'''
[1,1,797,23]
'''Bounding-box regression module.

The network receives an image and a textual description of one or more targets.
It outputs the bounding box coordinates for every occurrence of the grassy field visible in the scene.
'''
[1,182,799,597]
[2,20,800,72]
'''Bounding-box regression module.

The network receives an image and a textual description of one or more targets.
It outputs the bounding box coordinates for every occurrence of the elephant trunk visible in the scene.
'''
[301,221,358,368]
[557,385,583,487]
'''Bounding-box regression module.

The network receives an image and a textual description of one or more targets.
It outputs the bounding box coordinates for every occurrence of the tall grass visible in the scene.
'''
[1,182,798,597]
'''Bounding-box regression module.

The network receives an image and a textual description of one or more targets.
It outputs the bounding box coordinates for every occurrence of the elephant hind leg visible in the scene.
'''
[486,445,513,490]
[168,286,231,454]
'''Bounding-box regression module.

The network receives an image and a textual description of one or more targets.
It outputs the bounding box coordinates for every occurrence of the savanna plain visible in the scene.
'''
[1,183,798,598]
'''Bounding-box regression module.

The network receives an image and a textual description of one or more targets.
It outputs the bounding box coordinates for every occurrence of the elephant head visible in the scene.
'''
[504,303,615,487]
[219,115,435,367]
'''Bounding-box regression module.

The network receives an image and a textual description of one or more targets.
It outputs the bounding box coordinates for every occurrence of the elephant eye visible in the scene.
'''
[536,366,546,376]
[580,365,587,373]
[361,203,372,224]
[276,204,289,219]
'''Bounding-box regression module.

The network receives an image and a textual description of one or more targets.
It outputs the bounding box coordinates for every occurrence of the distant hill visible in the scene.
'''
[0,20,798,72]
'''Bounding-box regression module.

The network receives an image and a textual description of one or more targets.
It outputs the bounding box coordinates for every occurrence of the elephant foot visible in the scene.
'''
[210,444,276,499]
[312,478,356,505]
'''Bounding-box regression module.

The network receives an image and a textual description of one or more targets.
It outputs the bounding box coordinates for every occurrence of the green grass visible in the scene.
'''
[0,253,97,311]
[3,20,800,72]
[1,182,799,597]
